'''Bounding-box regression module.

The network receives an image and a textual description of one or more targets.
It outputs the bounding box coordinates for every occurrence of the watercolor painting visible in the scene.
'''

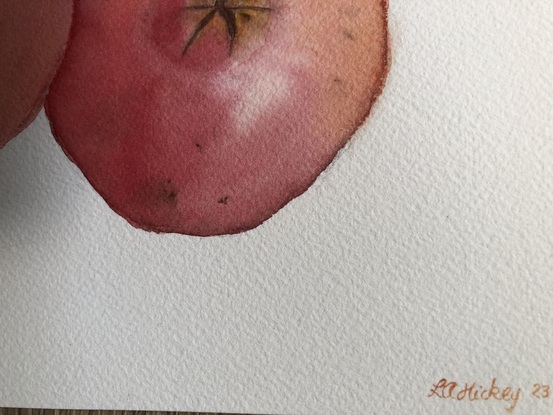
[3,2,553,414]
[1,0,389,236]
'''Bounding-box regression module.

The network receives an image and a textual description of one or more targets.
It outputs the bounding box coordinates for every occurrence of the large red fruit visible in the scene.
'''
[0,0,73,148]
[46,0,389,236]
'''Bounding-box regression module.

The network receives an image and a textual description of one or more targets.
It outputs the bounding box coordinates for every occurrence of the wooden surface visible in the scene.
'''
[0,409,257,415]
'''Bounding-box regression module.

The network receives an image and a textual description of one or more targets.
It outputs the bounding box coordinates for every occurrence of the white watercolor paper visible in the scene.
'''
[1,1,552,414]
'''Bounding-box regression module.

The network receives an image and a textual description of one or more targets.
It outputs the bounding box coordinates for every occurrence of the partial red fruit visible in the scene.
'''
[0,0,73,148]
[46,0,389,236]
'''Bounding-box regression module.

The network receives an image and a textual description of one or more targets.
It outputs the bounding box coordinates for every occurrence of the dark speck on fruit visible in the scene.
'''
[159,180,178,206]
[164,189,177,205]
[343,30,355,40]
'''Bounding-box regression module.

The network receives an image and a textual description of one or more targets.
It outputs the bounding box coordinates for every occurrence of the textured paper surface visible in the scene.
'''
[1,1,552,414]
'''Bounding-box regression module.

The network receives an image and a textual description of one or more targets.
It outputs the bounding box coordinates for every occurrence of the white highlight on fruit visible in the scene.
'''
[213,63,292,136]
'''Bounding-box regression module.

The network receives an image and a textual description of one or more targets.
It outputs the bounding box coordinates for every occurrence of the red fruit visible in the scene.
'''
[0,0,73,148]
[46,0,389,236]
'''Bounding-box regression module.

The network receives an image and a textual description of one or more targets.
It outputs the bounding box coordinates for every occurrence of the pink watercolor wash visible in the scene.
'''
[2,0,389,236]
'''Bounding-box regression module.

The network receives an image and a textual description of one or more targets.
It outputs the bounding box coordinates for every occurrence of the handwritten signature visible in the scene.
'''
[428,378,522,413]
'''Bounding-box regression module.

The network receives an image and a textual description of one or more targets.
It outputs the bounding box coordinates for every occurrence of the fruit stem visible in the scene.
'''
[181,0,271,57]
